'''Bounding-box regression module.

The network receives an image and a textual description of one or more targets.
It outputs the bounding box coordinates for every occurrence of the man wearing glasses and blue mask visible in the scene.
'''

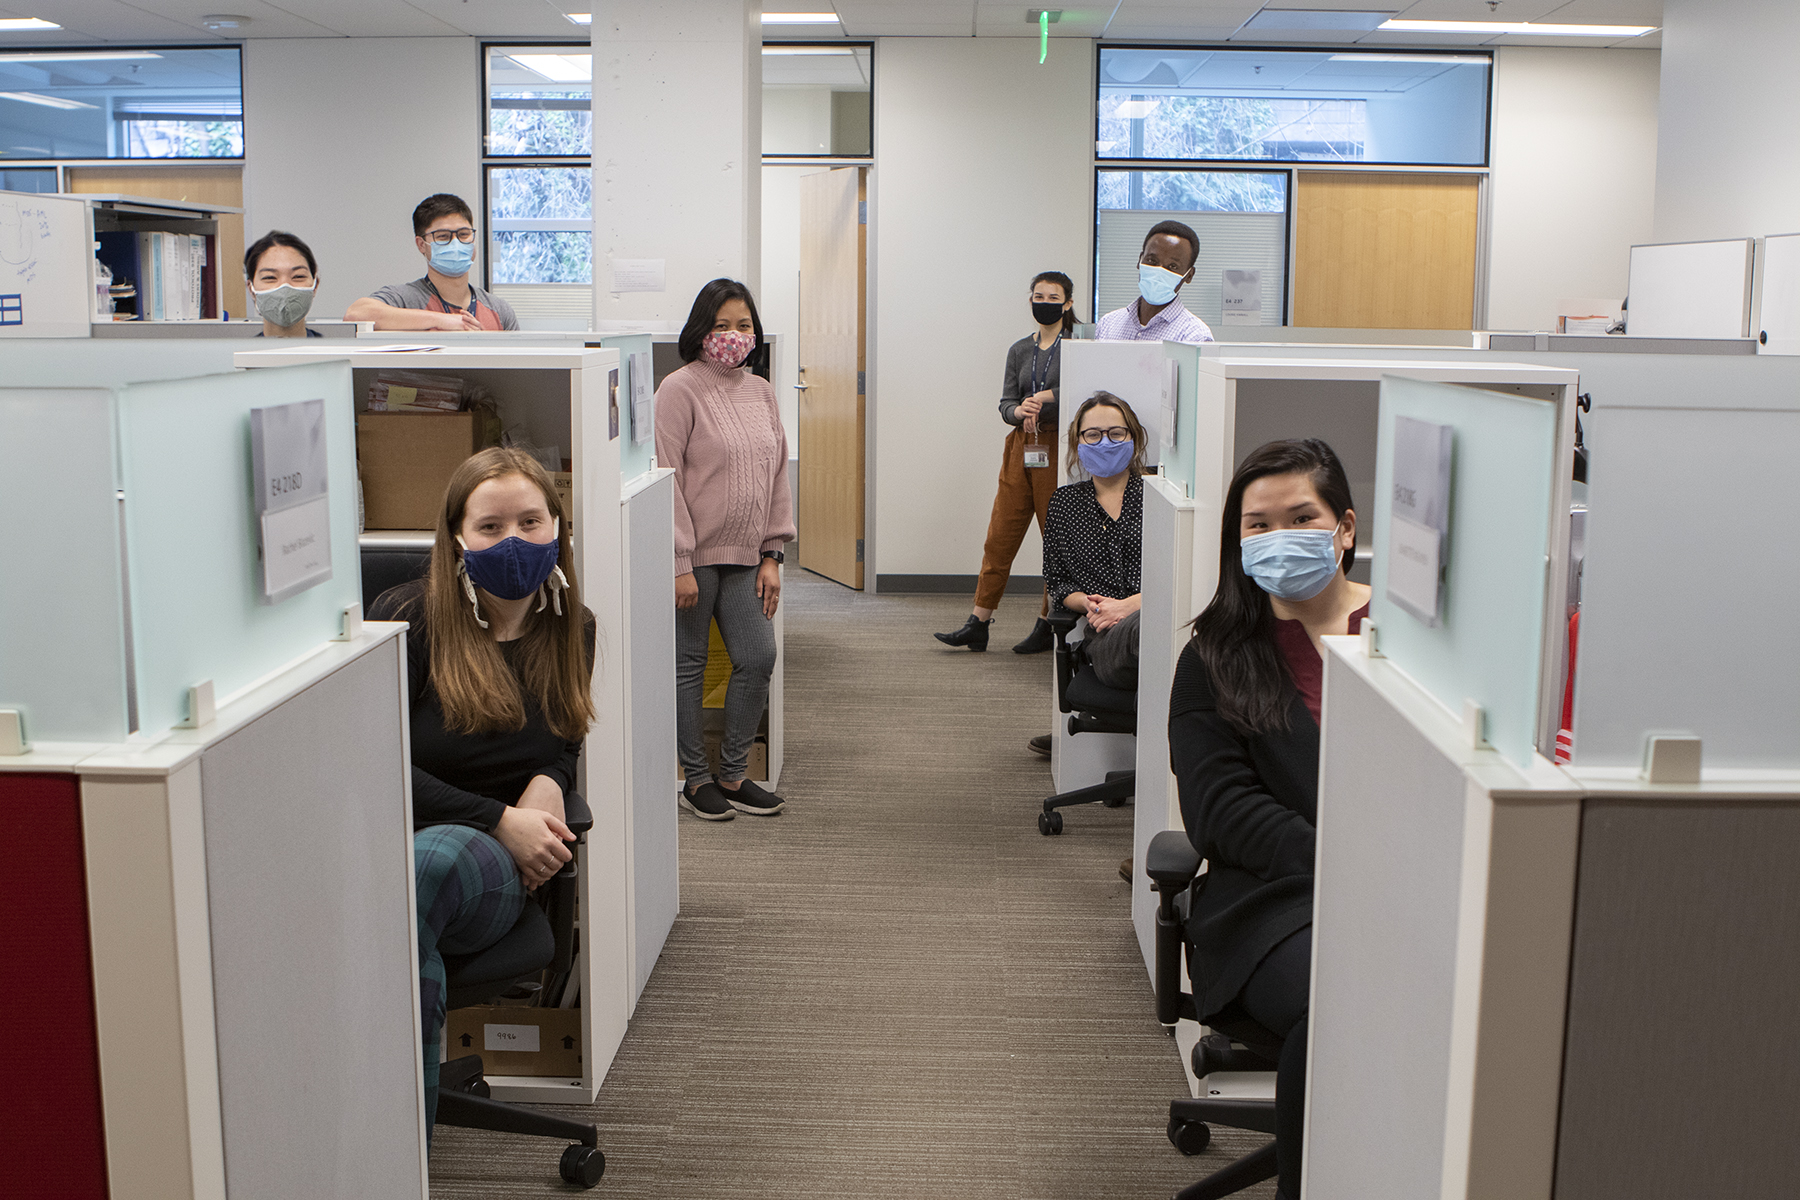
[1094,220,1213,345]
[346,193,520,331]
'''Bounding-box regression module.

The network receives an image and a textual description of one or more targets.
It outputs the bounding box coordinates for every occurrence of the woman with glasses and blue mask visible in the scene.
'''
[346,193,520,331]
[1040,392,1149,703]
[1170,438,1368,1200]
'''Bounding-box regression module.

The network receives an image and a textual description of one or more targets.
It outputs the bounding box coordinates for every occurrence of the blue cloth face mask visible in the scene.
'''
[1138,263,1185,306]
[1076,437,1135,479]
[428,239,475,278]
[1240,524,1343,602]
[456,520,565,625]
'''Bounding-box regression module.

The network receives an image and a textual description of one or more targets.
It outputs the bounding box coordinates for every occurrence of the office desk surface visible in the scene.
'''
[235,343,617,371]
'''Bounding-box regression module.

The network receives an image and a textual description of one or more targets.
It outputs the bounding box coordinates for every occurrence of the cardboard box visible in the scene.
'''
[443,1004,582,1078]
[356,411,483,531]
[550,470,573,524]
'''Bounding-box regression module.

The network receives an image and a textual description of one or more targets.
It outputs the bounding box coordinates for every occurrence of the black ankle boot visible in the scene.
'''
[1012,617,1054,654]
[933,614,992,651]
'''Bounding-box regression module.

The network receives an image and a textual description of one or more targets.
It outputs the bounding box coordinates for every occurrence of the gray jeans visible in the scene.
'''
[1082,609,1141,691]
[676,564,776,786]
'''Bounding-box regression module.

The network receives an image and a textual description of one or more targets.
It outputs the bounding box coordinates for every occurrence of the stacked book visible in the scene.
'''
[96,230,209,321]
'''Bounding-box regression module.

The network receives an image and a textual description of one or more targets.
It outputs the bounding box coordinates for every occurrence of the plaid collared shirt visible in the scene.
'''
[1095,298,1214,344]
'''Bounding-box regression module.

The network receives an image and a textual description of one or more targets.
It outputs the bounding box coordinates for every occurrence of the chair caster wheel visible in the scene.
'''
[559,1144,605,1188]
[1038,810,1063,835]
[1168,1117,1211,1156]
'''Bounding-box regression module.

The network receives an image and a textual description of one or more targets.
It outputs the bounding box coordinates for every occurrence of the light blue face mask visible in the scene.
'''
[1138,263,1185,306]
[1240,524,1343,602]
[428,238,474,278]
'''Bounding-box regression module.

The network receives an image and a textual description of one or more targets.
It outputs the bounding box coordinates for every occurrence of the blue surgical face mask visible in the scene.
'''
[1240,523,1343,602]
[428,238,474,278]
[457,519,562,601]
[1077,436,1135,479]
[1138,263,1185,306]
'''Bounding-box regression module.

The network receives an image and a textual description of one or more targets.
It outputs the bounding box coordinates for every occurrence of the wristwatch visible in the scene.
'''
[761,549,785,565]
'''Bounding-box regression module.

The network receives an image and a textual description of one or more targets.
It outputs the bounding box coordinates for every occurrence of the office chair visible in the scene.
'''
[436,790,606,1188]
[1037,609,1136,835]
[360,544,432,613]
[1147,830,1281,1200]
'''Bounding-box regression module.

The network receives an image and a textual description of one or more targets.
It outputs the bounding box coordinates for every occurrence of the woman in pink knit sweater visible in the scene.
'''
[655,278,796,823]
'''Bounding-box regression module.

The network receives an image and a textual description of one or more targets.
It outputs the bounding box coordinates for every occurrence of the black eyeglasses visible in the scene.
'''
[424,228,477,245]
[1078,426,1133,445]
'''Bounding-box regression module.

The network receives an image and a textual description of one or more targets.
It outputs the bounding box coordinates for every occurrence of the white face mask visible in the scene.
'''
[250,281,316,327]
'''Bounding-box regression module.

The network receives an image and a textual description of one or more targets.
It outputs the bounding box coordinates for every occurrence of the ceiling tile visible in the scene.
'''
[1390,0,1565,18]
[1531,0,1662,21]
[124,0,344,38]
[0,0,199,44]
[403,0,585,38]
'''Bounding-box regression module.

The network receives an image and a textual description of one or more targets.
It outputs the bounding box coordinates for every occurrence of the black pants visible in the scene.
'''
[1235,925,1312,1200]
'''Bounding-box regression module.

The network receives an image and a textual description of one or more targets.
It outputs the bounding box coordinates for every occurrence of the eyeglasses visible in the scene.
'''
[424,227,477,245]
[1078,426,1133,445]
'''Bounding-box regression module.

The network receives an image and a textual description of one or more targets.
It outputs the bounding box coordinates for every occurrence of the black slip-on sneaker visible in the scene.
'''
[723,778,785,815]
[679,782,736,821]
[1028,734,1052,759]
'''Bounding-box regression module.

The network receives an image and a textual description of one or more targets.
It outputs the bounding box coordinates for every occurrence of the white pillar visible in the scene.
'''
[591,0,762,327]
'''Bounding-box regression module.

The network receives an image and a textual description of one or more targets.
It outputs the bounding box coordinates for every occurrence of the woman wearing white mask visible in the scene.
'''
[1170,438,1367,1200]
[244,231,323,338]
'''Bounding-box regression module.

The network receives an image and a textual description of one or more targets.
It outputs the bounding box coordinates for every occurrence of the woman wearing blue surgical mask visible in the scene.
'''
[1170,438,1367,1200]
[243,230,323,337]
[366,447,595,1145]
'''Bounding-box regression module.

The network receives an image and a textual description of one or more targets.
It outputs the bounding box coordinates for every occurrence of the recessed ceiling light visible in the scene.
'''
[1327,53,1489,63]
[762,13,841,24]
[1377,19,1656,36]
[1113,99,1160,119]
[0,90,98,109]
[508,53,592,82]
[200,14,252,31]
[0,50,163,63]
[0,17,60,31]
[761,46,853,55]
[565,12,592,24]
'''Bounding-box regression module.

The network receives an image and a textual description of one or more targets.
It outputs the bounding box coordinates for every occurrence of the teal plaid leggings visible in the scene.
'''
[415,824,527,1133]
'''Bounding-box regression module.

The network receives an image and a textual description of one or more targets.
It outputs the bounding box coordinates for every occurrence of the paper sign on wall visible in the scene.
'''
[249,398,333,604]
[1221,269,1262,326]
[630,349,654,445]
[610,258,665,293]
[1387,415,1452,626]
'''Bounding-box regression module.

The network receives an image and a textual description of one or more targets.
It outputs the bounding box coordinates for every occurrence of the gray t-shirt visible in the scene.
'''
[367,276,519,331]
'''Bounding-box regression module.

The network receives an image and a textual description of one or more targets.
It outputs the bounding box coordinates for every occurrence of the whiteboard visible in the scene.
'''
[1755,232,1800,356]
[0,190,92,338]
[1625,239,1753,340]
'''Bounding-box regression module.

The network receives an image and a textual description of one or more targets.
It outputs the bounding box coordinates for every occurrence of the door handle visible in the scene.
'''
[794,382,809,391]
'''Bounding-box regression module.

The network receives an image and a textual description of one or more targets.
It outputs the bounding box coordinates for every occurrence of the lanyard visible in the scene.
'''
[422,277,481,322]
[1029,331,1061,397]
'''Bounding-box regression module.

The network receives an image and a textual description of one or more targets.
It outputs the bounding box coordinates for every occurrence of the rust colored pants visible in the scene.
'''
[974,425,1059,612]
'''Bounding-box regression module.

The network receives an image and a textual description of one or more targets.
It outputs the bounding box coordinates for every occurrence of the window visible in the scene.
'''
[483,44,592,287]
[762,44,871,157]
[0,46,242,159]
[1098,47,1489,168]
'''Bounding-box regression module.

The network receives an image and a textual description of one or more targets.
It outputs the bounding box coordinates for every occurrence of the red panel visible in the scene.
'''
[0,773,109,1198]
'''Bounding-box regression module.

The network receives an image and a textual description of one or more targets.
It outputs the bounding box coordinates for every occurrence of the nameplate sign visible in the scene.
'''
[249,397,333,604]
[1387,415,1452,626]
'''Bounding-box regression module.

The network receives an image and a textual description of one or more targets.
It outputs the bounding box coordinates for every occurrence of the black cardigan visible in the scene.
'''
[369,579,592,831]
[1168,641,1318,1019]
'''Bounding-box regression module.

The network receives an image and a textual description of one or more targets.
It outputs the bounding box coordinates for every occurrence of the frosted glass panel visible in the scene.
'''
[597,333,655,480]
[1160,340,1201,499]
[0,388,131,741]
[119,362,361,734]
[1575,406,1800,769]
[1370,376,1558,768]
[0,338,249,387]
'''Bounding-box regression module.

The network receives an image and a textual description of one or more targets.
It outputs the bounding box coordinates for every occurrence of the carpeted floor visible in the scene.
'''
[429,571,1275,1198]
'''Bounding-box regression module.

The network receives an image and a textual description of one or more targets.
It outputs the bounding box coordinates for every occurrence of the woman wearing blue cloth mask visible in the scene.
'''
[366,447,594,1143]
[1169,438,1368,1200]
[1039,392,1149,699]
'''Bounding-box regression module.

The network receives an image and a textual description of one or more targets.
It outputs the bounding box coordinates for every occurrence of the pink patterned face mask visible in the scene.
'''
[701,329,755,367]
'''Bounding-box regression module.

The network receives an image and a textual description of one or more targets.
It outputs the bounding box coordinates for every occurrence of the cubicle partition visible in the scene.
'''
[0,361,427,1199]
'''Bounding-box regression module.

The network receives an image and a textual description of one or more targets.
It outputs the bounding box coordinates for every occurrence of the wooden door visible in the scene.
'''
[796,166,866,588]
[1294,172,1478,329]
[67,165,244,320]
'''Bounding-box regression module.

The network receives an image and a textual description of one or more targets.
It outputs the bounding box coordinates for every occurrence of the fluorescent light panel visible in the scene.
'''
[761,46,852,55]
[1113,99,1159,118]
[1328,53,1489,63]
[0,17,60,31]
[1378,19,1656,36]
[0,50,162,62]
[0,90,97,109]
[565,12,592,23]
[508,53,591,82]
[762,13,841,24]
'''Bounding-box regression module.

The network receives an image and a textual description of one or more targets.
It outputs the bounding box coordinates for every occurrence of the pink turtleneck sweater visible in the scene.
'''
[654,358,796,577]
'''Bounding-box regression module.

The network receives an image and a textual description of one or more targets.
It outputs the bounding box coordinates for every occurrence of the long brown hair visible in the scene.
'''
[422,447,596,740]
[1065,391,1148,478]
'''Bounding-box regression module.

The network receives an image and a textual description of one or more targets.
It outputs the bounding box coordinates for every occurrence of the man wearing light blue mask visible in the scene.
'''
[347,193,521,332]
[1094,220,1214,345]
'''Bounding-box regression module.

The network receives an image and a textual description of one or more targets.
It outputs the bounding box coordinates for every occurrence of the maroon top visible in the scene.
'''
[1274,601,1371,725]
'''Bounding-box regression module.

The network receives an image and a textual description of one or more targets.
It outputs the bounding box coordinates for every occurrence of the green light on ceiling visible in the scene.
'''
[1040,9,1048,63]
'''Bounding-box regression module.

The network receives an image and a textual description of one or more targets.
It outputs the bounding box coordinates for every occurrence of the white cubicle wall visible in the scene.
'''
[1625,238,1755,340]
[1753,231,1800,355]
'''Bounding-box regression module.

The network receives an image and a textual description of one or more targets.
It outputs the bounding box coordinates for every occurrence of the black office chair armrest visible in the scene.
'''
[1046,609,1080,636]
[1150,831,1202,1026]
[1048,609,1080,713]
[535,791,589,978]
[1147,829,1201,889]
[563,790,592,838]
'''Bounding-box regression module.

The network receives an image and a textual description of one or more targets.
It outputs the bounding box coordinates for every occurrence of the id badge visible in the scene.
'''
[1023,444,1050,469]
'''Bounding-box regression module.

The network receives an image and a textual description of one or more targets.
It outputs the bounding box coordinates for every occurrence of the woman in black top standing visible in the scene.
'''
[935,271,1077,654]
[367,447,595,1141]
[1170,439,1368,1200]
